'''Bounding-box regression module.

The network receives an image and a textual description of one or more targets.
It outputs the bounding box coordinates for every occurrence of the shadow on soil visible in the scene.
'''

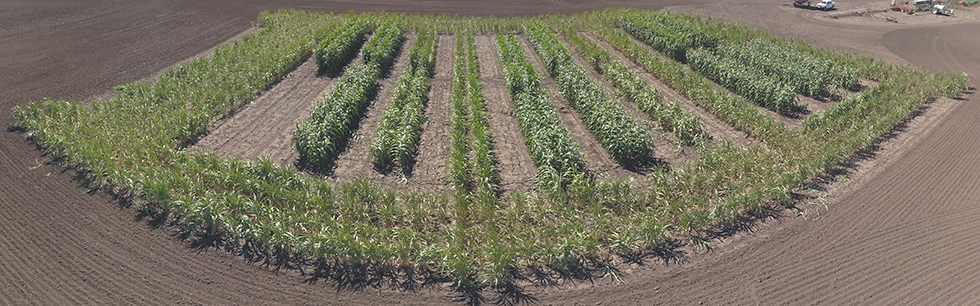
[176,228,686,305]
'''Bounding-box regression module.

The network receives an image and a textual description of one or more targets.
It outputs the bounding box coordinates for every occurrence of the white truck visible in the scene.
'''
[816,0,837,10]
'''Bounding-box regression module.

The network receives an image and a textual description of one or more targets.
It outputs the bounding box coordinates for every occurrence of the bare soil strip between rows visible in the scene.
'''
[581,31,756,149]
[516,34,642,181]
[620,29,798,135]
[330,34,419,189]
[189,53,334,166]
[557,31,699,171]
[796,94,833,116]
[408,34,455,190]
[473,34,537,191]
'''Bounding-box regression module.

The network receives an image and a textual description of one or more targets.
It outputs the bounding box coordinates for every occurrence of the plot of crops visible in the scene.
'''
[12,9,966,289]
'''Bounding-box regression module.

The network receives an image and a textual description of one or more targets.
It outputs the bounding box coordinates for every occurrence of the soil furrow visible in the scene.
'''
[516,34,638,181]
[190,55,335,166]
[409,34,454,190]
[330,34,417,187]
[473,34,537,191]
[581,31,756,149]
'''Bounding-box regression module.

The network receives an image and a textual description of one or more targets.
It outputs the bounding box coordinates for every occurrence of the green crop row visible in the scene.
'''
[718,39,858,98]
[524,22,654,167]
[620,11,720,62]
[293,63,380,168]
[589,22,787,142]
[619,11,803,116]
[370,30,437,172]
[687,47,801,115]
[314,18,369,74]
[448,31,500,195]
[360,19,405,73]
[798,66,964,139]
[463,33,500,195]
[494,33,586,190]
[559,27,707,146]
[448,34,471,192]
[293,19,404,169]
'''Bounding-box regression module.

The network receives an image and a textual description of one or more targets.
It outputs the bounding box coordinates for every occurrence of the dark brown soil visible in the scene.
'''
[3,0,980,305]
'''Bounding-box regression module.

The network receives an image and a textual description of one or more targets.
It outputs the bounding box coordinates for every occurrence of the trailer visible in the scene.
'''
[913,0,935,11]
[793,0,812,7]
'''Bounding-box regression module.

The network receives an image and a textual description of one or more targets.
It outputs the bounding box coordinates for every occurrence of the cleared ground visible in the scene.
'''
[1,0,978,305]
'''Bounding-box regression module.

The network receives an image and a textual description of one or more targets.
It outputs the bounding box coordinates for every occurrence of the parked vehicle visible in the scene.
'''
[793,0,812,7]
[932,4,954,15]
[816,0,836,10]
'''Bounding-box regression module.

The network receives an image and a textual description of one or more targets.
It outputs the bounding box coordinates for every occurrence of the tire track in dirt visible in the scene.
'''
[516,34,640,181]
[581,31,756,149]
[189,55,335,166]
[410,34,454,189]
[884,22,980,85]
[473,34,537,191]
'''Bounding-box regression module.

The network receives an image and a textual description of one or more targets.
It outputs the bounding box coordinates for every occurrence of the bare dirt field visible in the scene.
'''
[2,0,979,305]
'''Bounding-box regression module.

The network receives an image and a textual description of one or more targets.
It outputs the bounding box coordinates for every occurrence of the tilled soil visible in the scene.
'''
[189,53,333,166]
[557,32,698,170]
[581,31,757,149]
[3,0,980,305]
[516,34,642,181]
[473,34,538,191]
